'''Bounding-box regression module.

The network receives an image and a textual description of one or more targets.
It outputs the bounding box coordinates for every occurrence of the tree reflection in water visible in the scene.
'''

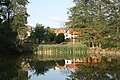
[0,55,28,80]
[0,54,120,80]
[29,60,55,75]
[67,57,120,80]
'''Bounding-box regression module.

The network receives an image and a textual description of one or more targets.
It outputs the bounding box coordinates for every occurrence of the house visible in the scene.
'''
[53,28,83,40]
[53,28,72,39]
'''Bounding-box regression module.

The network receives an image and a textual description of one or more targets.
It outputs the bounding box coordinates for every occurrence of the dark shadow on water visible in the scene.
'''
[0,54,120,80]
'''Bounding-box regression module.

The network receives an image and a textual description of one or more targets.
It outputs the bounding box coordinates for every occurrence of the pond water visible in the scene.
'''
[0,54,120,80]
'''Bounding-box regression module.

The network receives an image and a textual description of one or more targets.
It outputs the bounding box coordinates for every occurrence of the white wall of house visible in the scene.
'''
[64,34,72,39]
[72,34,79,39]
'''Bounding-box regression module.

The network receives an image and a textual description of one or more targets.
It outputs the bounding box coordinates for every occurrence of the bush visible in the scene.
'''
[101,38,117,49]
[55,33,65,43]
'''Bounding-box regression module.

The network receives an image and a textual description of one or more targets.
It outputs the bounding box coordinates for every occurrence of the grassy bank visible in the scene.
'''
[32,42,88,59]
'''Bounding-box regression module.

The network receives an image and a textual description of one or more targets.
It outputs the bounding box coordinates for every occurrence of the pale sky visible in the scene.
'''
[27,0,74,28]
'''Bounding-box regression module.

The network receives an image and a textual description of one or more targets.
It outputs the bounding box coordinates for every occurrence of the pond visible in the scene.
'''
[0,54,120,80]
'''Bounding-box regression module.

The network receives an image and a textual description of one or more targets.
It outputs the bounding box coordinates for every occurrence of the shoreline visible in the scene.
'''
[88,47,120,59]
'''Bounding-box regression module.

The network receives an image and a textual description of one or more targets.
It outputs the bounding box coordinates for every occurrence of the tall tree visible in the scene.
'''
[44,27,56,43]
[31,23,45,44]
[11,0,29,40]
[0,0,29,53]
[66,0,119,48]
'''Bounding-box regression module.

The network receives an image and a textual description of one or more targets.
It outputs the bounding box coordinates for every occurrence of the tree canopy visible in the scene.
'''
[30,23,56,44]
[66,0,120,48]
[0,0,29,54]
[55,33,65,43]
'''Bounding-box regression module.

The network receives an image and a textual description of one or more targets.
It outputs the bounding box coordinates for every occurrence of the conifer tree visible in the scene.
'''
[66,0,119,48]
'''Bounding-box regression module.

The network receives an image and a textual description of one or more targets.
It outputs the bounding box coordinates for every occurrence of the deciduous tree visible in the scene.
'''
[0,0,29,53]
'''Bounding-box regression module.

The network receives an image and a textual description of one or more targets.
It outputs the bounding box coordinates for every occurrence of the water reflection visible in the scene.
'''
[67,57,120,80]
[0,54,120,80]
[28,59,73,80]
[0,55,28,80]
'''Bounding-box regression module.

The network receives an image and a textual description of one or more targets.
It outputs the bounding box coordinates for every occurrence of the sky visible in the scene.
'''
[27,0,74,28]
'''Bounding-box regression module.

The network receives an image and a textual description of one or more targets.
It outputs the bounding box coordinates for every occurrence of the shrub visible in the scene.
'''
[55,33,65,43]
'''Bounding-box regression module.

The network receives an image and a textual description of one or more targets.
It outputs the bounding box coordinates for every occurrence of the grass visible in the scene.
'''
[33,42,88,59]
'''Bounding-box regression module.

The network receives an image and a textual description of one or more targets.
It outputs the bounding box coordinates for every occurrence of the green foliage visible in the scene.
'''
[101,38,117,49]
[55,33,65,43]
[66,0,120,49]
[11,14,28,40]
[30,24,56,44]
[33,42,88,59]
[0,0,29,54]
[31,23,45,44]
[0,22,18,53]
[44,27,56,43]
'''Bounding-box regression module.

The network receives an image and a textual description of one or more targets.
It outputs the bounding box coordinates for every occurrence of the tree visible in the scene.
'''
[66,0,119,48]
[0,0,29,53]
[31,23,45,44]
[44,27,56,43]
[30,24,56,44]
[55,33,65,43]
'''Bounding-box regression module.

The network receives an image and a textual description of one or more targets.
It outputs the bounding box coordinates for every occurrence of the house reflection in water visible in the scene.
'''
[21,57,101,72]
[55,57,102,70]
[54,57,102,76]
[54,59,79,76]
[55,59,78,70]
[20,57,102,80]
